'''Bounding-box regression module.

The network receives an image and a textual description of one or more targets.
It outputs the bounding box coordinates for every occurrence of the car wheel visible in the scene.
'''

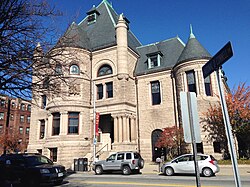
[95,165,103,175]
[138,159,144,169]
[202,167,213,177]
[165,167,174,176]
[122,166,131,175]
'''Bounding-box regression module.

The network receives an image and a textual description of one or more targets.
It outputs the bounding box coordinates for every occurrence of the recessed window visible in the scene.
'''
[27,104,31,111]
[151,81,161,105]
[106,82,113,98]
[0,112,4,120]
[52,113,60,136]
[26,127,30,134]
[147,53,162,69]
[97,64,112,77]
[10,114,14,121]
[49,148,57,162]
[70,64,80,74]
[27,116,30,123]
[0,99,5,107]
[21,103,25,111]
[41,95,46,109]
[68,112,79,134]
[0,124,3,133]
[186,70,196,94]
[40,120,45,139]
[205,76,212,96]
[55,63,62,75]
[19,126,23,134]
[97,84,103,100]
[20,115,24,123]
[11,102,16,108]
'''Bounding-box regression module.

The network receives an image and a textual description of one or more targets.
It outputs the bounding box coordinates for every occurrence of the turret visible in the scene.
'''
[116,14,129,79]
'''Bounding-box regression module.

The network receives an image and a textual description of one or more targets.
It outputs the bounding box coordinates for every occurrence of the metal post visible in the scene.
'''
[216,69,241,187]
[92,79,96,162]
[187,92,201,187]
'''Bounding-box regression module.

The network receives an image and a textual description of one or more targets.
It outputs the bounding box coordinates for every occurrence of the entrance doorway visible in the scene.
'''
[151,129,164,161]
[98,114,114,143]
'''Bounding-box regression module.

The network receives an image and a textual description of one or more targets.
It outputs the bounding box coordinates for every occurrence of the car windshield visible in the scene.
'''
[26,155,53,166]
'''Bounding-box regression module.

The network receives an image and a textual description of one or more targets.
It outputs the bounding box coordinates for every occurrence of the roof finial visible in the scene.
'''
[190,24,195,39]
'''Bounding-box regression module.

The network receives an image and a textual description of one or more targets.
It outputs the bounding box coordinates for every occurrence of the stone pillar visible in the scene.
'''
[116,14,128,80]
[112,115,118,143]
[47,113,52,137]
[60,111,68,135]
[123,115,128,142]
[131,116,137,142]
[118,116,123,142]
[126,115,130,142]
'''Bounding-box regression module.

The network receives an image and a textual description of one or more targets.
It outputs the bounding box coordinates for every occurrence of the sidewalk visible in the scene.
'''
[142,163,250,176]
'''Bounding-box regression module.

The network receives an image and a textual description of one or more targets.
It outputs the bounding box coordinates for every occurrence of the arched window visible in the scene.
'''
[97,64,112,77]
[70,64,80,74]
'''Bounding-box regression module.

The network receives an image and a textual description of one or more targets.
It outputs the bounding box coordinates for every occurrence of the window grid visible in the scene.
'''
[68,112,79,134]
[52,113,60,136]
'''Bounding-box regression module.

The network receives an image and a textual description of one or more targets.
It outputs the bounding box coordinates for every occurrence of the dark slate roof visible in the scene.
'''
[177,34,211,65]
[134,37,185,76]
[57,1,141,52]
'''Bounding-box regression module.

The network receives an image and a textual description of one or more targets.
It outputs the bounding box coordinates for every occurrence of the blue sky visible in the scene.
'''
[50,0,249,89]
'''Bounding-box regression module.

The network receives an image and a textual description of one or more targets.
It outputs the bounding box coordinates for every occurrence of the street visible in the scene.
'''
[59,173,250,187]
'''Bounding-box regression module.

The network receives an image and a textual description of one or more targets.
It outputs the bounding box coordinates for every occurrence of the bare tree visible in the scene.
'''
[0,0,63,99]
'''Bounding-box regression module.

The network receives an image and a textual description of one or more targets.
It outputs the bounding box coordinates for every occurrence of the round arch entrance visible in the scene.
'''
[151,129,164,161]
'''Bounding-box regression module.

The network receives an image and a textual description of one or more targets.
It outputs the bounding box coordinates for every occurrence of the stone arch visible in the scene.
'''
[151,129,163,161]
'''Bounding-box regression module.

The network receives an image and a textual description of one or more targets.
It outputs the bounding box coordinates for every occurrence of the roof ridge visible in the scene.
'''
[137,37,179,49]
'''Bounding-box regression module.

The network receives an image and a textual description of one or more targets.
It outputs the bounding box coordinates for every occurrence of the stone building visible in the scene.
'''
[28,0,227,168]
[0,95,31,154]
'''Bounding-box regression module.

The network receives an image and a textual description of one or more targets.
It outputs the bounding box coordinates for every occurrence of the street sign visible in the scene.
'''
[202,42,233,79]
[180,92,201,143]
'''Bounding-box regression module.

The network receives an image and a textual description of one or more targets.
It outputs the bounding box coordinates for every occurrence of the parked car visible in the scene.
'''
[93,151,144,175]
[0,153,66,186]
[161,153,220,177]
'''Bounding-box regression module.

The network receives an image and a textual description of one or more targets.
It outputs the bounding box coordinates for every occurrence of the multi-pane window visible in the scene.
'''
[20,115,24,123]
[20,103,25,111]
[151,81,161,105]
[148,54,161,69]
[10,114,14,121]
[52,113,60,136]
[97,84,103,100]
[27,116,30,123]
[186,70,196,94]
[26,127,30,134]
[11,102,15,108]
[27,104,31,111]
[19,127,23,134]
[70,64,80,74]
[68,112,79,134]
[0,99,5,107]
[0,124,3,133]
[205,76,212,96]
[0,112,4,120]
[106,82,113,98]
[97,64,112,77]
[41,95,47,109]
[88,13,96,24]
[49,148,57,162]
[40,120,45,139]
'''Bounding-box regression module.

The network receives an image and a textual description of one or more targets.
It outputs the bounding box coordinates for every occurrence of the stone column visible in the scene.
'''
[112,115,118,143]
[118,115,123,142]
[126,115,130,142]
[131,116,137,142]
[123,115,128,142]
[47,113,52,137]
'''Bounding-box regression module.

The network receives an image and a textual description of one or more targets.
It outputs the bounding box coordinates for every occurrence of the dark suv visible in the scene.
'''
[93,151,144,175]
[0,153,66,186]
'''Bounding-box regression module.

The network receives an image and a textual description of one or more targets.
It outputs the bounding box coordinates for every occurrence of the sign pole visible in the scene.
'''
[216,69,241,187]
[187,92,201,187]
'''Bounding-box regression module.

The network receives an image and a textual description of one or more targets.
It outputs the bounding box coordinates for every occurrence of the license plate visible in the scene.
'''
[58,172,63,177]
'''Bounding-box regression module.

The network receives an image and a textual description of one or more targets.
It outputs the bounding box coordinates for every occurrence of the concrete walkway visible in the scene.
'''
[142,163,250,176]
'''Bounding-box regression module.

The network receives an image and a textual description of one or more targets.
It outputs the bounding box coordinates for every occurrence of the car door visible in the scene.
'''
[172,155,192,173]
[115,153,125,170]
[103,154,116,170]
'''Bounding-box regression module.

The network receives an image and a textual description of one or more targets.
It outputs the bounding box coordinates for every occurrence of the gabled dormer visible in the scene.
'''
[146,52,163,69]
[86,5,100,24]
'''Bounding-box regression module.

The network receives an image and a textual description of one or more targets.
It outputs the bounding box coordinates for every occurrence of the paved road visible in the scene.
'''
[59,172,250,187]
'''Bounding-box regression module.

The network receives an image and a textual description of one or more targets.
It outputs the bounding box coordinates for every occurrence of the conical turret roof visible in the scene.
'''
[177,26,211,64]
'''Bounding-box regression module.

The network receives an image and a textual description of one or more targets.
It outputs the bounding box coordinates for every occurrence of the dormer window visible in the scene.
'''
[87,6,100,25]
[147,52,162,69]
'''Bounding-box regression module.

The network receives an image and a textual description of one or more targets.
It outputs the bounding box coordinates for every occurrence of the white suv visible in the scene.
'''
[93,151,144,175]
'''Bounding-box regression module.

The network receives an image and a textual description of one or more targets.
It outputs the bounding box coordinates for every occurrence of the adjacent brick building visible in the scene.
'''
[28,0,227,169]
[0,95,31,154]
